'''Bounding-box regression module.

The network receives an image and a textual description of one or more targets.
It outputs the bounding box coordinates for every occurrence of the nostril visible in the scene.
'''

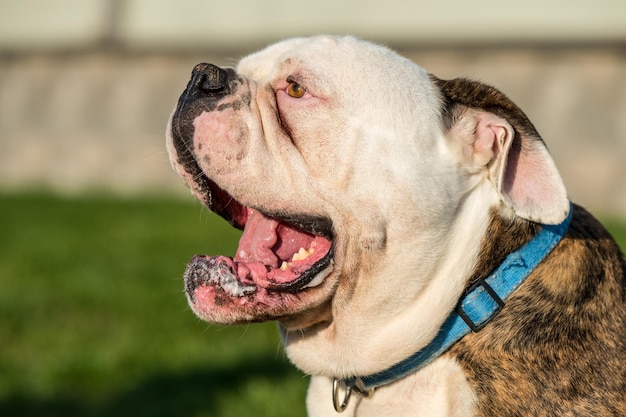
[192,63,229,94]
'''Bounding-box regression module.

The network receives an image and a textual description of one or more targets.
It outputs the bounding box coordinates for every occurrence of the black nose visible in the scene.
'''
[190,63,230,95]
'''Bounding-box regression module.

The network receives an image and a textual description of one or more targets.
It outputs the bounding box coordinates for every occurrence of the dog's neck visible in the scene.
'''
[331,204,573,413]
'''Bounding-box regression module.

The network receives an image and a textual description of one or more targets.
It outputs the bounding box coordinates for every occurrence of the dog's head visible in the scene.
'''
[166,35,569,376]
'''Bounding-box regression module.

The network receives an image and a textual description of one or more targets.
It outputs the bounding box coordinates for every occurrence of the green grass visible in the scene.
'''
[0,193,308,417]
[0,193,625,417]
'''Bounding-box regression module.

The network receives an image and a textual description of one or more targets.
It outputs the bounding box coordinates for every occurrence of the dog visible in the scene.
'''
[166,35,626,416]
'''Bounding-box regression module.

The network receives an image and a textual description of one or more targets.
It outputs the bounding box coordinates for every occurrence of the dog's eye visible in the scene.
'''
[286,81,306,98]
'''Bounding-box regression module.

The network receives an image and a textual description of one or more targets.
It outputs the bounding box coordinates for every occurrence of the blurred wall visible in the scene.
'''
[0,0,625,216]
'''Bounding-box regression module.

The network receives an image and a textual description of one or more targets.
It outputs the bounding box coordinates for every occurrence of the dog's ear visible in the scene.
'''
[433,76,569,224]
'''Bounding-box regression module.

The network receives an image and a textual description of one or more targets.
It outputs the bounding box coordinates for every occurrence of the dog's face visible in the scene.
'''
[166,35,568,377]
[167,36,445,324]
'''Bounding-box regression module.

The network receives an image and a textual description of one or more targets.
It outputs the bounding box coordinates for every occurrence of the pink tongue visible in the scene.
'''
[234,209,280,268]
[233,208,319,287]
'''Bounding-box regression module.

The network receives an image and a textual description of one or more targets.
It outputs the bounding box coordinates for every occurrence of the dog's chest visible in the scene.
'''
[307,357,476,417]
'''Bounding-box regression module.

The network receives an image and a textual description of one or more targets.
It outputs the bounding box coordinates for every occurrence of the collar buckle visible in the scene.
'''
[455,277,505,332]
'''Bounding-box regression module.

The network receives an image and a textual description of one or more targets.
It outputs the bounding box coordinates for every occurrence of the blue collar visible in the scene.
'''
[332,205,573,412]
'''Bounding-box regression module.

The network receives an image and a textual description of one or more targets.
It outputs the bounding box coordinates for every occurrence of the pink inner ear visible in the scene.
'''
[501,139,569,224]
[501,138,569,224]
[474,112,569,225]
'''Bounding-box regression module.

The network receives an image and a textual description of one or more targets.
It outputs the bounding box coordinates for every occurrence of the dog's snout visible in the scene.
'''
[175,62,234,117]
[191,63,229,95]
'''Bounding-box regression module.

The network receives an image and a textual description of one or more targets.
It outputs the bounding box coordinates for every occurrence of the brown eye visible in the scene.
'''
[287,81,306,98]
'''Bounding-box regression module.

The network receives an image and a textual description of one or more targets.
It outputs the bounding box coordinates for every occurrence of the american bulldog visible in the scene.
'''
[166,35,626,416]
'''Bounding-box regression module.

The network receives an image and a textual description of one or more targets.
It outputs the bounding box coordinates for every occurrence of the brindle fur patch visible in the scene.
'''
[446,205,626,416]
[430,76,541,140]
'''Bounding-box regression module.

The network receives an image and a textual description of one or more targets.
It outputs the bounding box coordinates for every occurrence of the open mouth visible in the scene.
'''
[179,168,335,317]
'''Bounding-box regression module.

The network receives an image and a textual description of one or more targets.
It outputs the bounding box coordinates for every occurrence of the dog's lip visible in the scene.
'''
[182,205,336,321]
[185,238,334,296]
